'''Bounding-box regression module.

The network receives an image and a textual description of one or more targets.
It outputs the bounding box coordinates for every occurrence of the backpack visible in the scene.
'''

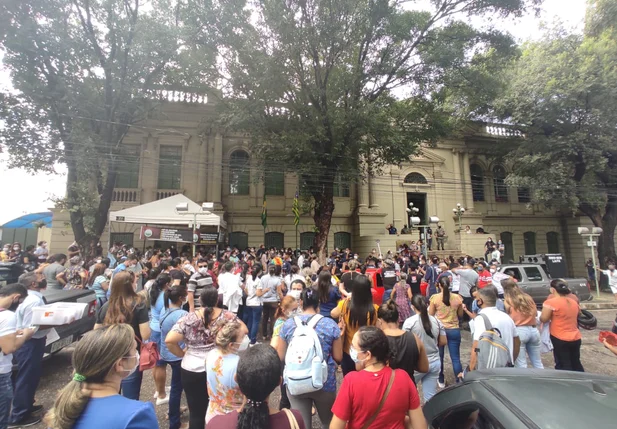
[283,315,328,396]
[475,313,513,370]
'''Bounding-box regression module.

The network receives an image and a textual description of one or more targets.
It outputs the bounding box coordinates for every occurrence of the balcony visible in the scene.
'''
[156,189,184,200]
[112,188,141,203]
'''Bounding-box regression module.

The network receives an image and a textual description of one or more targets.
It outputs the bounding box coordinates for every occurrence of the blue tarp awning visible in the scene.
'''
[1,212,52,229]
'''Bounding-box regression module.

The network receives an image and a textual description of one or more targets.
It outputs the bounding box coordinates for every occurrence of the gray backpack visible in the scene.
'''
[475,313,513,369]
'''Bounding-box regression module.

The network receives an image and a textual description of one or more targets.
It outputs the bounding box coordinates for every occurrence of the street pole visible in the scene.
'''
[192,212,197,258]
[586,233,601,299]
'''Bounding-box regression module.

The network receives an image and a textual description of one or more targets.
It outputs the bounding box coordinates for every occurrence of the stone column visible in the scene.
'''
[196,133,208,202]
[140,135,156,203]
[212,133,223,205]
[368,174,379,209]
[462,151,475,212]
[452,149,462,201]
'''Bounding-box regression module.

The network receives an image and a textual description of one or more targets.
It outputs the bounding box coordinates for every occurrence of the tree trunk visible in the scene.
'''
[598,196,617,267]
[313,186,335,265]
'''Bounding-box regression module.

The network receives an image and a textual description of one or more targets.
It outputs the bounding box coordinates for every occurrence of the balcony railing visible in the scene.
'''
[112,188,140,203]
[483,125,524,138]
[145,87,209,104]
[156,189,183,200]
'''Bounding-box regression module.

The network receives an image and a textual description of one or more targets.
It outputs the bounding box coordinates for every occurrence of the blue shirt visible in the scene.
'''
[150,292,165,332]
[159,307,187,362]
[319,286,341,318]
[280,314,340,392]
[74,395,157,429]
[90,275,107,300]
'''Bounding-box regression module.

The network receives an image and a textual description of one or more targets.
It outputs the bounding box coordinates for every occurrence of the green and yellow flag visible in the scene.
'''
[292,189,300,226]
[261,194,267,229]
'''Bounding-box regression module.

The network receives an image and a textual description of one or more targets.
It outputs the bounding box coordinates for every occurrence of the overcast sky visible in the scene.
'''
[0,0,587,225]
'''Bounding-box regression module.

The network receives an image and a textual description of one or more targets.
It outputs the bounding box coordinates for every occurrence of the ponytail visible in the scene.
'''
[150,273,171,306]
[439,276,451,307]
[411,295,434,339]
[44,381,90,429]
[164,284,188,309]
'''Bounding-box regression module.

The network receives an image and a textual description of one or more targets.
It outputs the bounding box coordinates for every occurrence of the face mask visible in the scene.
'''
[13,247,19,251]
[349,346,367,364]
[235,335,250,352]
[122,351,140,377]
[489,268,496,274]
[289,290,302,300]
[477,267,483,271]
[198,267,209,275]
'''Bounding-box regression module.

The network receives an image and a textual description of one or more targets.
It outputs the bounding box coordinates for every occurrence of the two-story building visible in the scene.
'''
[48,89,606,278]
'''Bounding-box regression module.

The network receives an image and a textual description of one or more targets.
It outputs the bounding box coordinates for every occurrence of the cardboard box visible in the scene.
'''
[31,302,88,326]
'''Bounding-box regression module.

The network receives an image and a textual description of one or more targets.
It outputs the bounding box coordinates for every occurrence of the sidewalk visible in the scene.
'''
[581,291,617,310]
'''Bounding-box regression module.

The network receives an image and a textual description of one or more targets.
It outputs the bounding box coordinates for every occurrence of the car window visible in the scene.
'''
[503,267,522,282]
[376,273,383,287]
[524,266,543,282]
[432,403,503,429]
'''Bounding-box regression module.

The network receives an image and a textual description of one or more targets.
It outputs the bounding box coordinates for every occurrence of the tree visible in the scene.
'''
[496,13,617,264]
[0,0,214,259]
[212,0,537,261]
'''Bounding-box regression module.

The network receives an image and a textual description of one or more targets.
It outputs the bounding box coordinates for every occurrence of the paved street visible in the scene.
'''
[27,309,617,429]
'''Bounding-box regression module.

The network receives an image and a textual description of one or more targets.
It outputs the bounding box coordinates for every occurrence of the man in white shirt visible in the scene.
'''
[490,248,501,264]
[470,288,520,371]
[218,262,243,313]
[599,262,617,301]
[490,263,509,298]
[10,272,51,427]
[0,283,35,427]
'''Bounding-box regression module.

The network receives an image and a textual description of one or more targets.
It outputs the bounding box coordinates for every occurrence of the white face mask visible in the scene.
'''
[198,267,209,276]
[121,351,140,377]
[235,335,250,352]
[490,268,496,274]
[349,346,368,364]
[13,246,19,251]
[289,290,302,300]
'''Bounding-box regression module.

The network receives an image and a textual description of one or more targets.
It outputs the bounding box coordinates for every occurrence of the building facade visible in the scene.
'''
[48,91,606,278]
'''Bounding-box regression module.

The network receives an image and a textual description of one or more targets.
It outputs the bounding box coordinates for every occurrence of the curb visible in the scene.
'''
[581,302,617,310]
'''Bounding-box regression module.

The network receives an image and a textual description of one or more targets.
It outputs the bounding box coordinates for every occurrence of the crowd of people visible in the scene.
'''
[0,239,614,429]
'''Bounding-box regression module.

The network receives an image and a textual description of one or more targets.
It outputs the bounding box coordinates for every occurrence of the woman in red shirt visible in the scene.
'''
[330,326,427,429]
[540,279,584,372]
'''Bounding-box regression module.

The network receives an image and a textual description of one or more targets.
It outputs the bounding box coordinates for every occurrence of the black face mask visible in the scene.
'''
[38,279,47,289]
[8,299,21,312]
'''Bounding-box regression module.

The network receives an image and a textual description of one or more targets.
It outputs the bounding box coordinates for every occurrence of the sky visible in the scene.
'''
[0,0,588,225]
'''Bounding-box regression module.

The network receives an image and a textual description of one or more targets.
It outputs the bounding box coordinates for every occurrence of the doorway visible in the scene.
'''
[406,193,427,225]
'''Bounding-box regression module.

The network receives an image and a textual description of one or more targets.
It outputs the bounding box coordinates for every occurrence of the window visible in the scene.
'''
[110,232,134,248]
[265,232,284,249]
[157,145,182,189]
[493,165,508,202]
[500,232,514,263]
[300,232,315,250]
[546,232,560,253]
[229,232,249,250]
[432,403,502,429]
[503,267,522,282]
[470,164,485,202]
[333,174,350,197]
[524,266,543,282]
[116,144,140,188]
[518,187,531,203]
[523,231,536,254]
[404,173,428,184]
[265,167,284,196]
[334,232,351,250]
[229,150,250,195]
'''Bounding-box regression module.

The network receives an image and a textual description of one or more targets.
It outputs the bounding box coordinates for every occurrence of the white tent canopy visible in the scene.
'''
[109,194,226,228]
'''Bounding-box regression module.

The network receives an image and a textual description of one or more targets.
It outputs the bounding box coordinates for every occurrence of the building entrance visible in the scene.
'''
[406,193,427,226]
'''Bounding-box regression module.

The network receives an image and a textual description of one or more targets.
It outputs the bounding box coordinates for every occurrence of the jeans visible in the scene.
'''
[0,373,13,429]
[414,359,441,402]
[244,306,263,344]
[515,326,544,369]
[383,289,393,303]
[261,301,278,340]
[286,387,336,429]
[551,335,584,372]
[9,337,46,423]
[181,368,208,429]
[166,360,183,429]
[439,329,462,383]
[120,368,143,400]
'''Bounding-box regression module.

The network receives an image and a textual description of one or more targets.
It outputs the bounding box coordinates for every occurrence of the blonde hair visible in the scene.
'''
[214,320,242,350]
[44,324,135,429]
[503,281,536,318]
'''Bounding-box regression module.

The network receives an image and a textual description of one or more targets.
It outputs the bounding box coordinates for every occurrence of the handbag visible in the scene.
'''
[136,335,160,371]
[361,369,396,429]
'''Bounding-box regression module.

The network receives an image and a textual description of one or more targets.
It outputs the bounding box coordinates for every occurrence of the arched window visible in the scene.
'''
[546,232,560,253]
[300,232,315,250]
[523,231,536,254]
[334,232,351,250]
[229,232,248,250]
[500,232,514,263]
[493,165,509,202]
[229,150,250,195]
[470,164,484,202]
[265,232,284,249]
[404,173,428,184]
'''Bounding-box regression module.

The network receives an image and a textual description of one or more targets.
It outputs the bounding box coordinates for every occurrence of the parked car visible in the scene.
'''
[0,261,25,287]
[364,267,384,305]
[498,263,591,305]
[424,369,617,428]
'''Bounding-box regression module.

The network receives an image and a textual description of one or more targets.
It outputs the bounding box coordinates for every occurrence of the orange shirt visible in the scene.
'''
[506,295,537,327]
[336,299,378,353]
[543,295,581,342]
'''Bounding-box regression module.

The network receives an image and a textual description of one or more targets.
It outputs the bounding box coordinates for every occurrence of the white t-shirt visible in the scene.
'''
[450,271,461,292]
[473,307,518,362]
[245,277,263,307]
[491,272,509,295]
[491,250,501,263]
[0,310,17,374]
[602,270,617,293]
[219,273,243,313]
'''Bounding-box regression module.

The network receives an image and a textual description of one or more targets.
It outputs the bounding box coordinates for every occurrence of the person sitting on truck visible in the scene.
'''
[0,283,35,429]
[43,324,158,429]
[9,272,51,427]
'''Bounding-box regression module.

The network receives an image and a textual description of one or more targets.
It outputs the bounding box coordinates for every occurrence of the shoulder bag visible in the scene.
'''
[361,369,396,429]
[136,335,160,371]
[282,408,300,429]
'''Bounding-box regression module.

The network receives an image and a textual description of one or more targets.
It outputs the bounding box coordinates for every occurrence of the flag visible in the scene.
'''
[261,194,267,229]
[292,189,300,226]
